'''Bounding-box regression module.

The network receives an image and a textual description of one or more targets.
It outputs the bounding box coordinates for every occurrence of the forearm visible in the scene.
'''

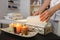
[38,0,51,13]
[49,3,60,16]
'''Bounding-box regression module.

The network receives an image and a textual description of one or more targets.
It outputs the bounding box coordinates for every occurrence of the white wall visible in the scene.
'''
[19,0,43,18]
[0,0,42,19]
[0,0,8,19]
[20,0,30,18]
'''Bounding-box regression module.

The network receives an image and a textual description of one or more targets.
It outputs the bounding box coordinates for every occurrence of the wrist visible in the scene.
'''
[53,3,60,11]
[47,8,54,17]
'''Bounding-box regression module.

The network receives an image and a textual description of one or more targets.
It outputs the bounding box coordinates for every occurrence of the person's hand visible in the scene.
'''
[40,10,52,22]
[33,11,39,16]
[33,11,42,16]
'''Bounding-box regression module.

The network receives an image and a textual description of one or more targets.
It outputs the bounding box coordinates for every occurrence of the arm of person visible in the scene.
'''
[33,0,51,16]
[40,3,60,22]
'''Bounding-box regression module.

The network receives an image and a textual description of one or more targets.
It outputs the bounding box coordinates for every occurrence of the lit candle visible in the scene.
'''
[9,23,16,32]
[9,23,16,27]
[15,23,23,33]
[21,25,28,35]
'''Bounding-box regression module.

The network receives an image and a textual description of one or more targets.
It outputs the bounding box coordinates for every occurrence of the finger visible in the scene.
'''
[40,16,48,22]
[40,10,48,18]
[40,12,48,21]
[41,15,49,21]
[45,16,50,22]
[33,14,38,16]
[40,17,44,22]
[40,13,45,18]
[33,12,39,16]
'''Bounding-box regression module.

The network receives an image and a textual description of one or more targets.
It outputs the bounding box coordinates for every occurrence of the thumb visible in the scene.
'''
[33,11,39,16]
[45,17,50,22]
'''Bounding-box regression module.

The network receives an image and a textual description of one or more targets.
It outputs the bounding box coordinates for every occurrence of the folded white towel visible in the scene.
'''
[26,15,48,28]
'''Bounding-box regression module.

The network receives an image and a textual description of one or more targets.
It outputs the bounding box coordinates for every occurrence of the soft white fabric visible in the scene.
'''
[26,15,47,28]
[50,0,60,21]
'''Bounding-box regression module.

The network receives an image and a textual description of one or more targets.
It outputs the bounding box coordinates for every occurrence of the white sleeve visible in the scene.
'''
[55,0,60,5]
[50,0,60,7]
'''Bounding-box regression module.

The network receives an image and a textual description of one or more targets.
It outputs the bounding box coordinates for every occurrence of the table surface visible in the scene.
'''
[0,19,60,40]
[0,31,60,40]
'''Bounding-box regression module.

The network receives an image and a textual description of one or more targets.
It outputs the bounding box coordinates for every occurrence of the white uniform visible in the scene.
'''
[50,0,60,36]
[50,0,60,21]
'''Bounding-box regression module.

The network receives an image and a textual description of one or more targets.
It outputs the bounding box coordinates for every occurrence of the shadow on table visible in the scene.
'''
[0,31,60,40]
